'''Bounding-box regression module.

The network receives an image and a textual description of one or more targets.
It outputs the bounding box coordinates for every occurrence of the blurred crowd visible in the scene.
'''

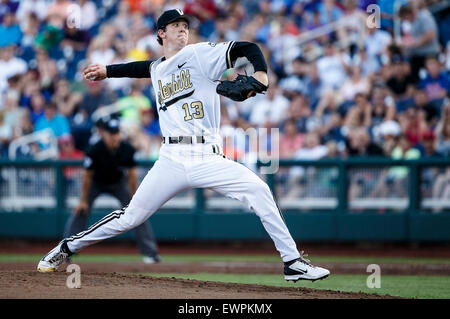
[0,0,449,167]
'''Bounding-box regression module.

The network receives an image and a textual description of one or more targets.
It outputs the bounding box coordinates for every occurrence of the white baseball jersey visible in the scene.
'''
[150,41,235,139]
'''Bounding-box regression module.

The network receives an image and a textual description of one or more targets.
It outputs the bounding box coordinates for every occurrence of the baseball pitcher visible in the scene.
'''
[38,9,330,282]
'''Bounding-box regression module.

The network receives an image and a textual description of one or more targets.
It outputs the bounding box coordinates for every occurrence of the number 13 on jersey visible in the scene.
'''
[182,101,204,121]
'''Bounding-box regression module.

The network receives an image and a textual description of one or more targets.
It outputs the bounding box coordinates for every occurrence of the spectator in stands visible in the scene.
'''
[317,0,343,25]
[133,107,161,160]
[364,22,392,69]
[78,0,98,31]
[46,0,71,29]
[62,82,93,153]
[34,48,58,92]
[28,92,46,124]
[184,0,217,38]
[58,134,83,160]
[249,82,290,129]
[0,45,27,94]
[369,84,396,131]
[163,0,185,12]
[419,55,449,107]
[16,0,49,23]
[209,12,239,43]
[412,89,439,129]
[337,0,367,52]
[386,54,416,109]
[279,56,321,106]
[115,81,152,141]
[435,102,450,157]
[280,118,304,159]
[313,87,345,144]
[316,41,347,91]
[19,11,40,49]
[79,80,116,117]
[111,1,132,35]
[342,93,372,132]
[335,64,371,107]
[0,10,22,47]
[416,129,442,157]
[52,78,83,119]
[58,134,84,189]
[287,94,312,134]
[0,0,19,23]
[391,132,421,159]
[399,3,440,82]
[374,120,401,156]
[345,126,384,157]
[2,88,26,137]
[399,105,429,146]
[294,131,329,161]
[88,35,116,65]
[16,110,34,138]
[61,23,91,53]
[33,23,64,52]
[34,101,71,139]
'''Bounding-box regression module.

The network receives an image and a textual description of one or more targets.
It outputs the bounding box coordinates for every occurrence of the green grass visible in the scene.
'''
[1,253,450,264]
[143,273,450,299]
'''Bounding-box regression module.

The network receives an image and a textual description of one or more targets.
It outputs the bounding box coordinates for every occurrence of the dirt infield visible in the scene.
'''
[2,242,450,299]
[0,259,439,299]
[1,269,395,299]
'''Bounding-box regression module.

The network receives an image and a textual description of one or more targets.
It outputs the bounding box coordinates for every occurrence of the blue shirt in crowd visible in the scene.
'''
[34,114,71,138]
[0,24,21,47]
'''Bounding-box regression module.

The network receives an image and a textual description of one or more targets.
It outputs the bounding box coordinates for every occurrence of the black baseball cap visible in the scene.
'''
[98,117,120,134]
[156,9,193,30]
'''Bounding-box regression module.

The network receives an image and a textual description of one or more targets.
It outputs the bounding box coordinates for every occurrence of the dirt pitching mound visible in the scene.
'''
[0,270,396,299]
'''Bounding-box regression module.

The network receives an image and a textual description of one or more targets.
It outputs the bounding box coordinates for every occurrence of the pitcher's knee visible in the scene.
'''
[116,205,154,232]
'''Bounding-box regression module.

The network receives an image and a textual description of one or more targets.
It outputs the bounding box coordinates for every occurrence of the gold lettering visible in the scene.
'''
[158,80,165,103]
[186,70,192,88]
[172,74,179,94]
[157,70,194,105]
[180,71,186,91]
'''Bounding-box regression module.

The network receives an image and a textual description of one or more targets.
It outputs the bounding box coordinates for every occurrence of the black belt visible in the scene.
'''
[162,136,205,144]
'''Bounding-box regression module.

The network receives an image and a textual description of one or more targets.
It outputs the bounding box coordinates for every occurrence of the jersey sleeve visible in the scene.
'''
[83,146,96,170]
[106,60,152,78]
[192,41,235,81]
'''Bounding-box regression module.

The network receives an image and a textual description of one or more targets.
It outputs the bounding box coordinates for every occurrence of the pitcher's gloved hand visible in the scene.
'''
[216,74,268,102]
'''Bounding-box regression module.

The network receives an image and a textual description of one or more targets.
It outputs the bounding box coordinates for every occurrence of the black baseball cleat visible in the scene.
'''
[37,239,73,273]
[284,252,330,282]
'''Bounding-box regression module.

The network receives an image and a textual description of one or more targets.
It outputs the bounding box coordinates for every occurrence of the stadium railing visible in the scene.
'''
[0,158,449,242]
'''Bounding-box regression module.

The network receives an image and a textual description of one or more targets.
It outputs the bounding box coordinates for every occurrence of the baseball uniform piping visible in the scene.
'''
[226,41,235,69]
[66,209,125,242]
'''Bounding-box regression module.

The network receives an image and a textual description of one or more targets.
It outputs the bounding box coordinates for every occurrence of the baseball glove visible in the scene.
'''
[216,74,268,102]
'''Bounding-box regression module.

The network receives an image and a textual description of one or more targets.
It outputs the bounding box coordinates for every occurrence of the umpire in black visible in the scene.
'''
[64,116,161,263]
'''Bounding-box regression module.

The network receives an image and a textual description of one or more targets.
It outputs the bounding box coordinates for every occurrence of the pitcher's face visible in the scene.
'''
[159,19,189,48]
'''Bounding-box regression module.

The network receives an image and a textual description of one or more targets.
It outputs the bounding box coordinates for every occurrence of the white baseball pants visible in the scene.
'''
[66,144,301,262]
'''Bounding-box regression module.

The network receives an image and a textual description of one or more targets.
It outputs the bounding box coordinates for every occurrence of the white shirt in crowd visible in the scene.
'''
[249,92,290,127]
[316,54,347,90]
[0,57,28,94]
[80,0,98,30]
